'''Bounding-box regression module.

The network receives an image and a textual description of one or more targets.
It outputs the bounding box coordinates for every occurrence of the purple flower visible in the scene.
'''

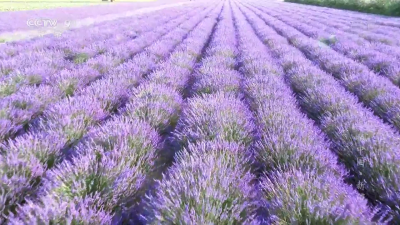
[42,95,106,145]
[125,83,183,133]
[143,141,261,224]
[261,169,376,224]
[194,69,242,97]
[175,92,255,148]
[9,195,112,224]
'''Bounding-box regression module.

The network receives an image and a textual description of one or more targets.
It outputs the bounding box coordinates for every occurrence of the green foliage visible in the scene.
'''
[285,0,400,17]
[73,53,89,64]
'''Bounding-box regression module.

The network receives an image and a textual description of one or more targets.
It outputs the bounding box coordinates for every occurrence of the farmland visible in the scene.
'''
[0,0,400,224]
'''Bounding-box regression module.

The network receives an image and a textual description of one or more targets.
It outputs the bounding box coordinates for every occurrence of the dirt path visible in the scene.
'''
[0,1,194,43]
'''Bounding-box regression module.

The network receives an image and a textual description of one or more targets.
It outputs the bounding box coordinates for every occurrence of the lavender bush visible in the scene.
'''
[174,92,255,148]
[0,7,200,144]
[238,2,400,221]
[2,0,400,223]
[246,3,400,133]
[143,141,261,225]
[125,83,183,133]
[233,3,377,223]
[261,169,375,224]
[8,195,112,224]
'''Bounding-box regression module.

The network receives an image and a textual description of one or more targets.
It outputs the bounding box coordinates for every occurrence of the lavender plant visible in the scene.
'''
[194,67,242,97]
[2,1,400,224]
[143,141,261,225]
[175,92,255,148]
[233,4,377,223]
[246,3,400,133]
[0,4,223,223]
[8,195,113,224]
[261,169,375,224]
[260,7,400,88]
[238,3,400,221]
[144,5,263,224]
[0,5,211,146]
[125,83,183,133]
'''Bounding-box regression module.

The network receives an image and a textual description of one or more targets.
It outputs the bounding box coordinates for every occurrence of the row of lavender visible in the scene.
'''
[115,0,389,223]
[252,2,400,85]
[0,7,193,84]
[254,1,400,86]
[273,7,400,70]
[244,1,400,135]
[0,4,211,85]
[0,1,210,60]
[272,5,400,57]
[238,0,400,222]
[7,2,225,223]
[1,0,399,223]
[272,1,400,29]
[0,9,157,59]
[0,5,208,144]
[0,1,182,33]
[144,2,261,223]
[143,0,388,223]
[275,5,400,45]
[232,1,377,223]
[0,2,207,66]
[0,3,221,223]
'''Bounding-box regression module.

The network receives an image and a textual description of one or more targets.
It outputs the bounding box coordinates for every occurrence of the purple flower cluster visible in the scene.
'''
[2,0,400,223]
[174,4,255,148]
[143,3,262,224]
[257,5,400,88]
[246,3,400,134]
[0,85,62,141]
[122,4,222,135]
[147,11,223,94]
[0,4,220,222]
[268,2,400,44]
[175,93,255,147]
[233,3,376,224]
[0,7,201,144]
[282,1,400,29]
[8,195,113,224]
[0,1,187,33]
[193,12,241,97]
[125,83,183,133]
[144,141,260,224]
[239,1,400,222]
[4,2,224,223]
[35,117,160,212]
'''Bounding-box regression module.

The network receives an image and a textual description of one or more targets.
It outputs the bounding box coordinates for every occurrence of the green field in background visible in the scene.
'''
[285,0,400,17]
[0,0,155,11]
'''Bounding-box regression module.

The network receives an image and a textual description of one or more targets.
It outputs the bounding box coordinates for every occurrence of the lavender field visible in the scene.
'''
[0,0,400,224]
